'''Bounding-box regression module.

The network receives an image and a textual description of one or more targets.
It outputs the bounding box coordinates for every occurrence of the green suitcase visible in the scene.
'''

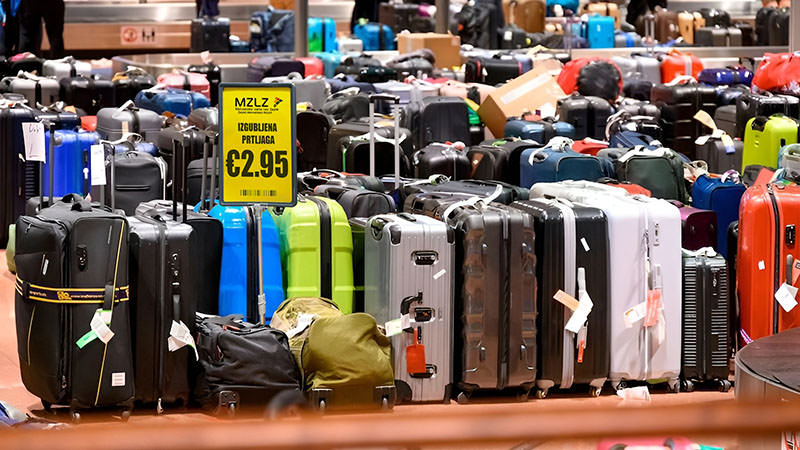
[742,114,800,171]
[272,196,355,313]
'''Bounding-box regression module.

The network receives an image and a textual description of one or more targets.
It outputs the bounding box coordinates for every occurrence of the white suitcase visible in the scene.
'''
[529,181,682,392]
[364,213,454,403]
[338,37,364,53]
[42,57,92,81]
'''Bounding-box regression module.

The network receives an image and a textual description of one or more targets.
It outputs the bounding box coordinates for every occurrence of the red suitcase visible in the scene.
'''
[572,137,609,156]
[297,57,324,77]
[738,183,800,345]
[660,51,704,84]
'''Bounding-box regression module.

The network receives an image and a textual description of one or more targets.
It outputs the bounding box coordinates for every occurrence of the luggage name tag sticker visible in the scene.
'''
[775,283,799,313]
[90,144,106,186]
[22,122,46,163]
[168,320,198,360]
[76,309,114,348]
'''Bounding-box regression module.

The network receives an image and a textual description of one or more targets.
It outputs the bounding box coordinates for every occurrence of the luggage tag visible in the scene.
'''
[406,328,427,376]
[791,259,800,286]
[168,320,199,360]
[76,309,114,349]
[775,283,798,313]
[576,325,587,363]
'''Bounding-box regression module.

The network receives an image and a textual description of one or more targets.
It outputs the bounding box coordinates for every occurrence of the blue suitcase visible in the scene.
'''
[504,119,575,143]
[608,130,659,149]
[697,68,754,87]
[308,17,338,53]
[519,141,609,187]
[111,141,158,156]
[134,88,210,116]
[208,204,285,323]
[690,174,745,258]
[614,31,642,47]
[249,8,295,52]
[42,130,88,198]
[314,52,344,78]
[353,22,395,51]
[586,15,614,48]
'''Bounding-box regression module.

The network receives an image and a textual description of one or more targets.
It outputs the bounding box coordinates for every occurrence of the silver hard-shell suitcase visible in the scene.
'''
[364,213,455,403]
[1,72,59,105]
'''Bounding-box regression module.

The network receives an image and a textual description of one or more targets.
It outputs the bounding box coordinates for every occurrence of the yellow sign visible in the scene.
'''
[218,83,297,206]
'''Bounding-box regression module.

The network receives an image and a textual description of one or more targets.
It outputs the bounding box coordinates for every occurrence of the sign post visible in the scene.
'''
[218,83,297,324]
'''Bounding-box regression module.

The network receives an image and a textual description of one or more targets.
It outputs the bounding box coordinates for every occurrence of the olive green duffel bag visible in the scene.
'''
[271,297,396,411]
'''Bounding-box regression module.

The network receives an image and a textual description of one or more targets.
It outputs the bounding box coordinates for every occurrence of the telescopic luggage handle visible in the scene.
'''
[368,93,401,187]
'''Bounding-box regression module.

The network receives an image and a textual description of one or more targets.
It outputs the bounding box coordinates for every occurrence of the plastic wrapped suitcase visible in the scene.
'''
[556,94,615,141]
[735,93,800,140]
[363,213,455,403]
[650,83,717,158]
[42,57,92,81]
[272,196,354,314]
[680,248,731,392]
[14,196,134,421]
[737,183,800,344]
[529,181,682,392]
[742,115,800,172]
[412,143,471,180]
[190,16,230,53]
[403,195,537,402]
[510,198,609,398]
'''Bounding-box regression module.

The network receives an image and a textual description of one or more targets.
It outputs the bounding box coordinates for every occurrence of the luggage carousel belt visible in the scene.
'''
[735,328,800,401]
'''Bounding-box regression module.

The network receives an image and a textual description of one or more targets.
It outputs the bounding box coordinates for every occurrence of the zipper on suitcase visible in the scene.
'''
[157,222,167,406]
[308,198,333,299]
[767,184,781,334]
[499,210,511,388]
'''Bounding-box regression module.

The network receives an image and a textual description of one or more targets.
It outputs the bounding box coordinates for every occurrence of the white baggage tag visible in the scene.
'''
[90,144,106,186]
[775,283,799,313]
[623,302,647,328]
[286,313,316,338]
[565,268,593,334]
[22,122,46,162]
[168,320,199,360]
[384,318,403,337]
[76,308,115,348]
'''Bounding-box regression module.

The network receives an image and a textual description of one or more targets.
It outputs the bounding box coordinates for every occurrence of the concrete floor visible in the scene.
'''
[0,249,739,448]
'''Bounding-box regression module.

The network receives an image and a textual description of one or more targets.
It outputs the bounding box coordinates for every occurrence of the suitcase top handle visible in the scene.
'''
[369,93,400,104]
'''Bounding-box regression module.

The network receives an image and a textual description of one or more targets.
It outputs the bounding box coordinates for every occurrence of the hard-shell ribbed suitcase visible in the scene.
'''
[528,181,682,392]
[42,57,92,81]
[308,17,338,53]
[466,142,515,182]
[405,96,471,151]
[297,109,334,172]
[402,179,530,207]
[695,135,743,175]
[272,196,354,314]
[742,115,800,172]
[737,183,800,344]
[403,195,537,401]
[510,199,609,398]
[59,76,115,115]
[1,72,60,106]
[556,95,615,141]
[610,55,661,86]
[681,248,731,391]
[14,197,134,419]
[364,213,455,402]
[650,83,717,158]
[101,149,164,216]
[735,93,800,140]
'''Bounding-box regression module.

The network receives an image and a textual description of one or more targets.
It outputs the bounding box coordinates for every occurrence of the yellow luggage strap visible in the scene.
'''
[15,277,129,304]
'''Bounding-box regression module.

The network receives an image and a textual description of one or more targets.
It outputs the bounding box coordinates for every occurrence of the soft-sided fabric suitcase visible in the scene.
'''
[671,202,717,251]
[249,8,294,52]
[607,147,690,202]
[464,56,523,85]
[504,118,575,143]
[529,181,682,392]
[364,213,455,402]
[412,143,471,180]
[742,115,800,171]
[650,82,717,158]
[247,57,305,82]
[737,183,800,344]
[473,138,542,185]
[314,185,396,218]
[681,248,731,391]
[42,57,92,81]
[402,196,537,402]
[691,175,745,258]
[556,94,615,141]
[735,93,800,140]
[190,16,230,53]
[14,196,134,420]
[272,196,354,313]
[519,140,608,187]
[453,0,502,49]
[59,76,115,115]
[511,198,609,397]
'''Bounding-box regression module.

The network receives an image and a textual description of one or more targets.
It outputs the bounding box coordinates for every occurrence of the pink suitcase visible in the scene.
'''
[157,71,211,100]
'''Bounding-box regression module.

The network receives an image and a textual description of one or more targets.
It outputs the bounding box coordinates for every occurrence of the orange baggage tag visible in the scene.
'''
[791,260,800,286]
[406,328,427,376]
[644,289,662,328]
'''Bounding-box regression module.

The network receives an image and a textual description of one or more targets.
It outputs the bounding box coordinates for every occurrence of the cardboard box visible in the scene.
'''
[396,33,461,69]
[478,58,566,138]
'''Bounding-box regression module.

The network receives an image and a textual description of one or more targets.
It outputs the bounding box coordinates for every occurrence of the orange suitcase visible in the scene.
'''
[737,183,800,345]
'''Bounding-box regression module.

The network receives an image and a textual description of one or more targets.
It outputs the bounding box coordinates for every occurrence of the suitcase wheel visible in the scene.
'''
[680,379,695,393]
[590,386,603,398]
[718,380,732,393]
[121,409,131,422]
[317,399,327,411]
[455,391,471,405]
[70,409,81,424]
[534,388,548,400]
[667,378,680,394]
[612,380,627,392]
[380,396,390,410]
[515,390,530,402]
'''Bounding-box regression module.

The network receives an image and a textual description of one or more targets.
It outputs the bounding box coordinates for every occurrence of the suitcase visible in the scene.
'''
[308,17,338,53]
[504,118,575,143]
[546,0,578,15]
[597,177,651,196]
[529,181,682,392]
[313,53,345,79]
[249,8,294,52]
[99,147,164,216]
[353,22,396,51]
[671,202,717,251]
[715,85,751,107]
[466,142,517,181]
[608,130,659,148]
[695,133,743,174]
[247,57,305,82]
[698,8,730,27]
[586,15,614,49]
[519,140,608,187]
[503,0,546,33]
[4,53,43,76]
[386,51,436,78]
[379,3,421,33]
[402,179,530,207]
[157,72,211,101]
[1,72,60,106]
[187,107,218,131]
[405,96,471,150]
[338,37,364,53]
[742,115,800,172]
[691,175,745,259]
[734,22,754,46]
[464,56,523,85]
[677,11,704,44]
[694,27,742,47]
[363,213,455,402]
[623,79,654,102]
[262,73,328,110]
[14,196,134,420]
[403,196,537,401]
[156,127,206,201]
[606,147,690,202]
[614,31,642,47]
[297,109,334,172]
[112,68,157,106]
[470,138,543,184]
[333,54,382,78]
[755,7,776,46]
[297,57,324,77]
[412,143,471,180]
[96,104,162,142]
[737,183,800,343]
[59,76,115,115]
[714,105,737,138]
[326,108,413,174]
[498,24,532,49]
[41,129,92,199]
[315,184,396,218]
[572,137,609,156]
[453,0,502,49]
[134,88,211,116]
[582,2,620,28]
[510,198,610,397]
[650,83,717,158]
[660,52,704,84]
[42,57,92,81]
[273,196,354,313]
[698,68,753,87]
[654,10,680,43]
[735,93,799,140]
[187,63,221,107]
[190,16,230,53]
[767,7,790,46]
[556,95,615,141]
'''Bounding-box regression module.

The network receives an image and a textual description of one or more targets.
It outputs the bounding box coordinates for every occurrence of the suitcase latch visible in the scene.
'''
[77,245,88,271]
[786,225,795,246]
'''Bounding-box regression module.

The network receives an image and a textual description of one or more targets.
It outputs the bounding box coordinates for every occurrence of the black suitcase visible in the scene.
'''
[453,0,502,49]
[556,94,615,141]
[188,63,222,107]
[14,195,134,421]
[321,92,371,123]
[334,54,382,77]
[617,102,661,121]
[326,121,413,170]
[314,184,396,218]
[726,221,739,351]
[755,7,775,46]
[607,110,661,141]
[681,249,731,391]
[733,22,754,46]
[698,8,731,27]
[650,84,718,159]
[112,68,157,106]
[59,76,115,115]
[511,199,610,398]
[716,85,749,107]
[695,135,743,174]
[297,109,335,172]
[157,128,205,200]
[464,56,522,85]
[190,16,231,53]
[378,3,420,33]
[768,8,790,46]
[7,55,43,76]
[186,157,217,206]
[405,96,471,150]
[714,104,737,138]
[735,92,800,139]
[623,80,653,102]
[466,142,516,182]
[246,57,305,82]
[694,27,742,47]
[403,194,537,401]
[412,143,471,180]
[402,179,530,207]
[478,137,543,186]
[101,146,163,216]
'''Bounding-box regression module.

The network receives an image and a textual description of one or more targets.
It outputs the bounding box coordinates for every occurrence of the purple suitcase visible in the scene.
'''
[671,201,718,251]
